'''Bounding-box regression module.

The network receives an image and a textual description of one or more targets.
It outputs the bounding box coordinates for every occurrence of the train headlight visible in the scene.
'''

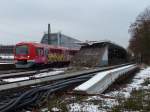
[27,56,30,58]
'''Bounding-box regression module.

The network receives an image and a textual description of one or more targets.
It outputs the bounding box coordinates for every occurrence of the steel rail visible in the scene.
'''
[0,63,135,112]
[0,74,94,109]
[0,63,133,91]
[0,68,51,79]
[0,63,131,79]
[0,75,91,112]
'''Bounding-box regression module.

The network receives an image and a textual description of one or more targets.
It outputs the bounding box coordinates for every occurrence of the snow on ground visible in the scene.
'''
[69,103,101,112]
[106,66,150,98]
[0,55,14,64]
[69,67,150,112]
[51,107,61,112]
[0,62,13,64]
[35,70,64,78]
[3,77,29,82]
[3,70,64,82]
[53,67,68,71]
[0,55,14,59]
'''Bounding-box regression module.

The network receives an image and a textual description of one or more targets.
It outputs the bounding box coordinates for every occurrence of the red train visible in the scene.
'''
[14,42,78,68]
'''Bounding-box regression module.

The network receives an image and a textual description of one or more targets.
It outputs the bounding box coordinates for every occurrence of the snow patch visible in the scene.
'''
[0,62,13,64]
[106,67,150,98]
[0,55,14,59]
[69,103,101,112]
[3,70,64,82]
[51,107,61,112]
[3,77,29,82]
[35,71,64,78]
[69,67,150,111]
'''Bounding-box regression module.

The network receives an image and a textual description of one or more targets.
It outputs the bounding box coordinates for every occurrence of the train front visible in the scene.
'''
[14,43,35,68]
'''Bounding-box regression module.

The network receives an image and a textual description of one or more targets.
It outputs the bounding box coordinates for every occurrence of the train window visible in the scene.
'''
[56,49,62,54]
[16,45,28,55]
[50,49,57,53]
[36,48,44,56]
[45,49,49,56]
[50,49,54,53]
[56,49,59,54]
[60,49,63,54]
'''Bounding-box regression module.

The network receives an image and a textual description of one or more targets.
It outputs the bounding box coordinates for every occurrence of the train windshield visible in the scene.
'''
[15,45,28,55]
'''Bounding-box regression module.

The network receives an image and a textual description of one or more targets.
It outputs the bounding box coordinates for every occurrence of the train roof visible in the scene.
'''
[16,42,78,51]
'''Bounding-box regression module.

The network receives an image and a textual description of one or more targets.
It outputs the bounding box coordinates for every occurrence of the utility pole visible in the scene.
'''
[48,24,51,45]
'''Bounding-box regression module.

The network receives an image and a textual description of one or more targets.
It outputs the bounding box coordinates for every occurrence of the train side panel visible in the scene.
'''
[14,42,78,68]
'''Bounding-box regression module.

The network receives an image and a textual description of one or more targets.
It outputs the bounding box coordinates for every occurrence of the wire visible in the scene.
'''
[0,75,92,112]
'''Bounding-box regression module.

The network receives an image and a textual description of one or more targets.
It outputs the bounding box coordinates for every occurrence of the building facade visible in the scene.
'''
[41,32,81,49]
[70,41,128,67]
[0,45,14,54]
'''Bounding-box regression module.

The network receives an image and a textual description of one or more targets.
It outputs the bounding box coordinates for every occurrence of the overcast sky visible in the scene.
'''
[0,0,149,48]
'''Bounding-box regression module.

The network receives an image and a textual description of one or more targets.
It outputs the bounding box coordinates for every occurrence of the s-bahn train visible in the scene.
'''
[14,42,78,68]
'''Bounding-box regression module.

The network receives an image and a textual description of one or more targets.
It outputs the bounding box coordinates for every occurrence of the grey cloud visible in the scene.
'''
[0,0,149,47]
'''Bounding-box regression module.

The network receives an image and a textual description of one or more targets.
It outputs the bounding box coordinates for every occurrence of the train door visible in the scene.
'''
[44,48,49,64]
[64,49,69,62]
[36,47,44,63]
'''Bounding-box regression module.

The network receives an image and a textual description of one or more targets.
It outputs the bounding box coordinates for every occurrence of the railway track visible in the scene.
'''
[0,63,133,88]
[0,75,92,112]
[0,63,137,112]
[0,62,69,74]
[0,68,54,79]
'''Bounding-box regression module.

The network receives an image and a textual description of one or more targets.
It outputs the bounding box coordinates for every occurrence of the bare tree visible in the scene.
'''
[129,7,150,64]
